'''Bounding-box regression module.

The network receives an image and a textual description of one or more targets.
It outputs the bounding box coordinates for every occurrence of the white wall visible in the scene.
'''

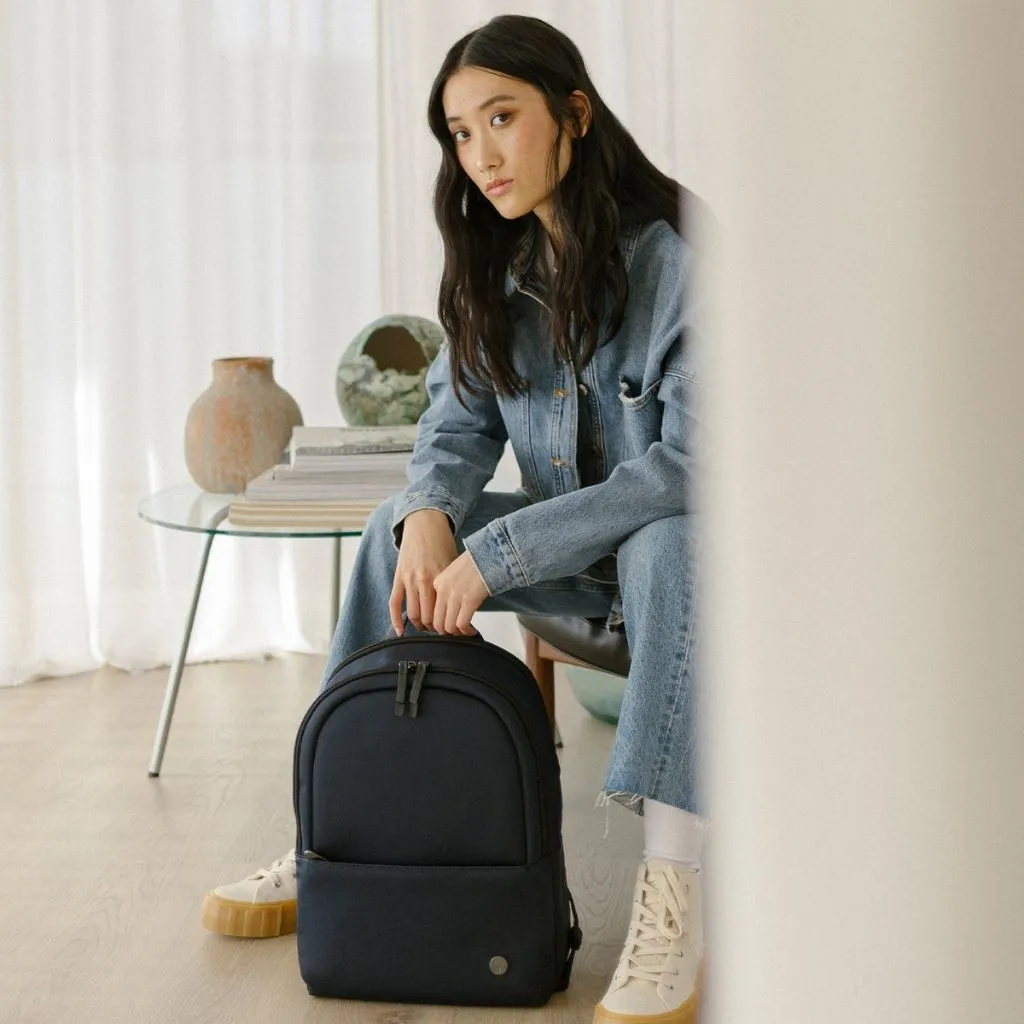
[705,3,1024,1020]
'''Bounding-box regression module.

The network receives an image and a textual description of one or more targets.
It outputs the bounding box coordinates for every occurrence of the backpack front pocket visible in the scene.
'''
[296,854,563,1007]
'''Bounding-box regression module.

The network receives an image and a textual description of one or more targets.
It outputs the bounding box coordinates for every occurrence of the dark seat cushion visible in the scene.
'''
[517,614,631,678]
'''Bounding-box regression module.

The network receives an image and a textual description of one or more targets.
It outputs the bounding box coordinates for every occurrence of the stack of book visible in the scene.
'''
[227,425,418,528]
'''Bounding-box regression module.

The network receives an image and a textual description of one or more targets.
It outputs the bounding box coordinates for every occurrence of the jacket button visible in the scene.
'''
[554,388,568,398]
[489,956,509,976]
[551,457,565,468]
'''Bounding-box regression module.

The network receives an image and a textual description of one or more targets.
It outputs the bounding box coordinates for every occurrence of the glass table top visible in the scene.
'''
[138,485,368,539]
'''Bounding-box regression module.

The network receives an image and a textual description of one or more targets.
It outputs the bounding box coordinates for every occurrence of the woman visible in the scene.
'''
[203,15,708,1024]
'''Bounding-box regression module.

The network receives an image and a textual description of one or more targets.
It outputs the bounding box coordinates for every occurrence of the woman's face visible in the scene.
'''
[442,66,574,236]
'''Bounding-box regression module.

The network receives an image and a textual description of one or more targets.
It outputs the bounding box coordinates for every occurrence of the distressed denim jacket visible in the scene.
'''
[391,217,705,604]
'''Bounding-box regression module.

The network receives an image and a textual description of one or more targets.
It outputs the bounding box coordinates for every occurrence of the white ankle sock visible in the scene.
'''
[642,798,708,873]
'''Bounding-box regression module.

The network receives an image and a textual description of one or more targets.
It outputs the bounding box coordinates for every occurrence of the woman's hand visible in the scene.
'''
[390,510,458,634]
[432,552,490,635]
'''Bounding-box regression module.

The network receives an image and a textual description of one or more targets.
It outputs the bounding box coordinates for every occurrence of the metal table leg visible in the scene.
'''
[330,535,341,632]
[148,530,217,777]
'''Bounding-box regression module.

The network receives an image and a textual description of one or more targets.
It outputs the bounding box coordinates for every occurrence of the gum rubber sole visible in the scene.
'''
[592,989,699,1024]
[592,957,706,1024]
[201,892,297,938]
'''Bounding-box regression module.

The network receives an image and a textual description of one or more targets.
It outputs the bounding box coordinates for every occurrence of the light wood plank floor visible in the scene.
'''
[0,654,645,1024]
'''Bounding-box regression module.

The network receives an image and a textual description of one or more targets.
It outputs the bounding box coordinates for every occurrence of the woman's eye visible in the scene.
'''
[452,129,469,143]
[491,112,512,128]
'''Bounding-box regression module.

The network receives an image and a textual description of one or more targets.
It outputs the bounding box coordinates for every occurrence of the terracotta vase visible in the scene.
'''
[184,357,303,493]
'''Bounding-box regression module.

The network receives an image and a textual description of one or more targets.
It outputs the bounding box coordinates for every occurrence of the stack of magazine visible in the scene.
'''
[227,424,418,528]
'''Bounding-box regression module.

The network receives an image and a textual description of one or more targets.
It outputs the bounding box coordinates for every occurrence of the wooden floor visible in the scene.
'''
[0,653,644,1024]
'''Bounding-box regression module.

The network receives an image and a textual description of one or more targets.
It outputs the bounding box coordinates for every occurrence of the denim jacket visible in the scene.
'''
[391,217,705,600]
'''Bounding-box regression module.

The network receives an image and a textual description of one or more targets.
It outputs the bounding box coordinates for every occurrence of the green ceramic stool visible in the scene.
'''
[565,665,627,724]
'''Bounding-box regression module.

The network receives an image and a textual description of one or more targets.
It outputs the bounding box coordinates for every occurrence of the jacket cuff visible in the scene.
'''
[391,489,463,548]
[462,519,530,595]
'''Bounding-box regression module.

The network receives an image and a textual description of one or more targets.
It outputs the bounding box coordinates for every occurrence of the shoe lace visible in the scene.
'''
[620,866,688,985]
[247,850,297,889]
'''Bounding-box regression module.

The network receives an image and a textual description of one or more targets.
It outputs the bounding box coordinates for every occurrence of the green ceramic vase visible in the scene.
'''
[335,314,445,425]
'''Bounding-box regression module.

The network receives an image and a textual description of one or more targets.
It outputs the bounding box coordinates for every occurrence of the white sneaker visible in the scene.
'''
[593,858,705,1023]
[201,849,298,938]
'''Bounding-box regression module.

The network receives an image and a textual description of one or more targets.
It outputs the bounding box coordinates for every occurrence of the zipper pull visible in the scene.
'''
[408,660,429,719]
[395,660,411,717]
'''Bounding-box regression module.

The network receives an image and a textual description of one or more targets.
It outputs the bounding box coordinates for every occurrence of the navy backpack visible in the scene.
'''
[293,631,582,1006]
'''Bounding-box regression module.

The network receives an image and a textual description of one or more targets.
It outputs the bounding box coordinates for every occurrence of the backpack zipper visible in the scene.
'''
[407,660,428,718]
[394,660,411,717]
[394,659,428,718]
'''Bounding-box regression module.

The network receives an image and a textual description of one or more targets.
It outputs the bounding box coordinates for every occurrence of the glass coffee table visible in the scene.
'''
[138,485,368,777]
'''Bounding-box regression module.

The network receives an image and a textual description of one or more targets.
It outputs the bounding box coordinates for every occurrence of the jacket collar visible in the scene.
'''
[505,222,544,297]
[504,218,646,298]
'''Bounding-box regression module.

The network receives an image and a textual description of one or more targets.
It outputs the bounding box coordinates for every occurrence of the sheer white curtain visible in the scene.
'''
[0,0,707,687]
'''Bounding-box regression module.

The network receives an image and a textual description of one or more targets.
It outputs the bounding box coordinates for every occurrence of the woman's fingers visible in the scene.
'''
[404,576,422,631]
[455,604,477,636]
[395,565,454,633]
[415,576,436,631]
[432,587,449,634]
[389,576,406,635]
[429,555,487,636]
[444,596,464,636]
[395,512,457,632]
[438,594,455,636]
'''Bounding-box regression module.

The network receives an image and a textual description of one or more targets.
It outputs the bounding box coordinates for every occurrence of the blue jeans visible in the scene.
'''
[320,492,704,816]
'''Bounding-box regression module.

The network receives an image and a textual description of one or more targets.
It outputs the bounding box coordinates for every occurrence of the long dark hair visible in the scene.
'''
[427,14,687,400]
